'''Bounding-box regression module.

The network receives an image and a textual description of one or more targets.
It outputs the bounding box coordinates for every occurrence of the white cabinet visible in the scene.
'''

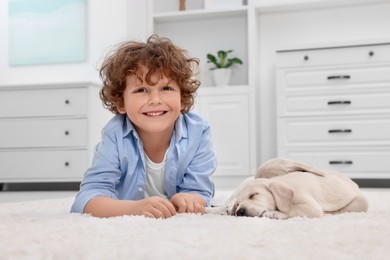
[0,83,112,183]
[276,41,390,179]
[194,86,256,188]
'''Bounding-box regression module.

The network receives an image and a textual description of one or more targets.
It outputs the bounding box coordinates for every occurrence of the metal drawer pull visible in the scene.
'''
[65,99,70,104]
[65,162,70,167]
[327,75,351,80]
[65,131,70,135]
[328,100,351,105]
[329,160,353,165]
[328,129,352,134]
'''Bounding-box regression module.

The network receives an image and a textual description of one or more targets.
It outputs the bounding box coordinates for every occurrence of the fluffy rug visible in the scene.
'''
[1,189,389,259]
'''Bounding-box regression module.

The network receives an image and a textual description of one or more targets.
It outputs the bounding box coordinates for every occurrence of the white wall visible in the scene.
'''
[0,0,130,86]
[255,1,390,163]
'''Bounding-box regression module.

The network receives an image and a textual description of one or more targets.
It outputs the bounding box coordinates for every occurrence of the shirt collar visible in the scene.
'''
[174,113,188,142]
[122,115,138,139]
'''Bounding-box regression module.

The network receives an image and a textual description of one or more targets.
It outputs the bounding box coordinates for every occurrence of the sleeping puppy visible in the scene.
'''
[207,158,368,219]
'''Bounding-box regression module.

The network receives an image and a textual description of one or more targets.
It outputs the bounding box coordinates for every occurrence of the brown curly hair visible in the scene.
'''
[99,34,200,114]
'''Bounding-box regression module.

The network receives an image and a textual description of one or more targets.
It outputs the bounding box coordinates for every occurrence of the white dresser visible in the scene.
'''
[276,41,390,179]
[0,83,112,183]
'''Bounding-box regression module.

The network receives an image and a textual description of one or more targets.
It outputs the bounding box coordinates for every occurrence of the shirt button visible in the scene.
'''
[137,187,143,192]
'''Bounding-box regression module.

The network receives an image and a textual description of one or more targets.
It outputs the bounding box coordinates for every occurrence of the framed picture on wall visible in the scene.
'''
[8,0,86,66]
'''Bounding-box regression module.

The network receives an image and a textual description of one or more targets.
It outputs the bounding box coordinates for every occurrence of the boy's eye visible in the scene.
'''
[134,88,147,93]
[162,85,174,91]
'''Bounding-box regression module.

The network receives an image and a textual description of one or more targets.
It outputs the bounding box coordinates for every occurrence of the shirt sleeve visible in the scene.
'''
[70,125,123,213]
[178,124,217,206]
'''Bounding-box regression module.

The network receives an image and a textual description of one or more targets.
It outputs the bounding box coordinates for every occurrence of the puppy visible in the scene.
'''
[207,158,368,219]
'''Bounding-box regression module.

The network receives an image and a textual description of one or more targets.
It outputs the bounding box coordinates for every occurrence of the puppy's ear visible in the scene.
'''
[267,182,294,213]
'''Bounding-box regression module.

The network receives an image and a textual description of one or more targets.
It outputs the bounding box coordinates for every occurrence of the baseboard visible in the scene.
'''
[1,182,81,191]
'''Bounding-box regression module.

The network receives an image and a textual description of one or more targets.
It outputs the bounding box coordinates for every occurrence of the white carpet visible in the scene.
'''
[1,188,390,260]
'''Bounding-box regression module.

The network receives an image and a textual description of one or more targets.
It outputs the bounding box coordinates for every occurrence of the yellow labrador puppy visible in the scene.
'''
[207,158,368,219]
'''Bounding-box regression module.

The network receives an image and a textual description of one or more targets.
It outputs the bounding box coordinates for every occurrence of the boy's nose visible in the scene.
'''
[148,91,163,105]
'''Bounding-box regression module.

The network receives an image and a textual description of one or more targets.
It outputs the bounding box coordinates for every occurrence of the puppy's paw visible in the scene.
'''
[205,206,229,215]
[263,211,288,220]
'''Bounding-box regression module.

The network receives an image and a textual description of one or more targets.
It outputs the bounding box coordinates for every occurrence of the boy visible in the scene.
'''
[70,35,217,218]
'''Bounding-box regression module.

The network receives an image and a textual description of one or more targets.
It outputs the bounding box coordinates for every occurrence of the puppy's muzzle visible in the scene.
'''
[235,207,247,217]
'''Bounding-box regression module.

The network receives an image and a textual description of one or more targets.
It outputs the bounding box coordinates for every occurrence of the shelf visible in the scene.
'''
[153,6,247,22]
[197,85,252,96]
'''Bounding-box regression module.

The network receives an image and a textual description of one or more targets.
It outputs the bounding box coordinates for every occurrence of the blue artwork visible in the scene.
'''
[8,0,86,66]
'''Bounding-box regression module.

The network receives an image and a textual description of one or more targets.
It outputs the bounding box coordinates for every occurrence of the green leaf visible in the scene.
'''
[206,50,242,70]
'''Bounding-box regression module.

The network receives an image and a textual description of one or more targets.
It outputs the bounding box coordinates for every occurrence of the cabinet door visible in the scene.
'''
[198,94,249,176]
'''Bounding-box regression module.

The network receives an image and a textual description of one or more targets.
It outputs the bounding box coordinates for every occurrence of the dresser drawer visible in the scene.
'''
[0,87,88,118]
[284,66,390,89]
[276,43,390,68]
[0,118,88,148]
[277,148,390,179]
[278,117,390,145]
[0,150,88,181]
[279,91,390,117]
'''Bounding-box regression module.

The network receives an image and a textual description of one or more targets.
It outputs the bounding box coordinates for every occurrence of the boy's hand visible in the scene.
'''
[132,196,177,218]
[170,193,206,214]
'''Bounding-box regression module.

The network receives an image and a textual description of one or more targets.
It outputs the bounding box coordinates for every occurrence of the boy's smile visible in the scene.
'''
[144,111,166,116]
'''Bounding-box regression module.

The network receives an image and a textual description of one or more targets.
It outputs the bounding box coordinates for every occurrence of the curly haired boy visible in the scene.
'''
[71,35,217,218]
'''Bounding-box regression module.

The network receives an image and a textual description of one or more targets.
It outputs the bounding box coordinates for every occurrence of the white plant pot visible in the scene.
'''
[212,68,232,86]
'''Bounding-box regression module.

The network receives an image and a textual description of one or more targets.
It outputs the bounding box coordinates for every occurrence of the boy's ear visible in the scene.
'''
[115,98,126,114]
[117,105,126,114]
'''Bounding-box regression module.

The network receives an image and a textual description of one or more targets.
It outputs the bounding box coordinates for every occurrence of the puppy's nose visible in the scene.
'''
[236,208,246,217]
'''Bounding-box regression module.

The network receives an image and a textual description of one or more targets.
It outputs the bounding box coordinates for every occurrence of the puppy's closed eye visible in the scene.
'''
[249,193,259,199]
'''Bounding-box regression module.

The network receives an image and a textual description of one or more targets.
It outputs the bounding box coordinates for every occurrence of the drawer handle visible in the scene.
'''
[65,131,70,135]
[327,100,351,105]
[329,160,353,165]
[327,75,351,80]
[65,99,70,104]
[369,51,374,56]
[65,162,70,167]
[328,129,352,134]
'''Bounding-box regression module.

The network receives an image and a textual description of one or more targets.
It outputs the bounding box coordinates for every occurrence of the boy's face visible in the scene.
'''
[118,66,183,137]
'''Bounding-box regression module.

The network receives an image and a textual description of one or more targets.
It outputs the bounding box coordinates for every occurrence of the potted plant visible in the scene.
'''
[206,50,243,86]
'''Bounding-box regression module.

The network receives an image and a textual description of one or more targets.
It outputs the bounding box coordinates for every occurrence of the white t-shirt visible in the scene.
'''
[144,151,169,199]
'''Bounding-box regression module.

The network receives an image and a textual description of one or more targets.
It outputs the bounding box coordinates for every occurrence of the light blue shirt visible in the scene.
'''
[70,112,217,213]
